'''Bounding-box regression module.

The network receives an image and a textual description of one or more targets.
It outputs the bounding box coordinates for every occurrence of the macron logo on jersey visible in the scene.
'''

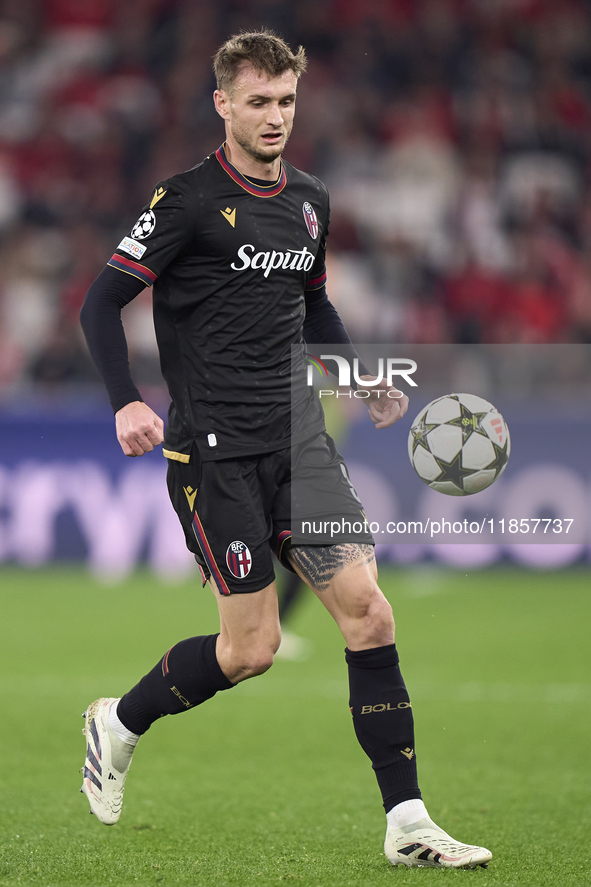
[231,243,316,278]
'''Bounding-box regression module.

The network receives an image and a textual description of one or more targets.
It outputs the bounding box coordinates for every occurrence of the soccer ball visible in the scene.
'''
[408,393,510,496]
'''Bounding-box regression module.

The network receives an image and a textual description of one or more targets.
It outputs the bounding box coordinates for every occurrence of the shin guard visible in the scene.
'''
[117,634,233,735]
[346,643,421,812]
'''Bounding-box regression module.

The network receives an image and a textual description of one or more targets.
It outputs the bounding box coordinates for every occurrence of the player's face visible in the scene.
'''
[215,65,297,169]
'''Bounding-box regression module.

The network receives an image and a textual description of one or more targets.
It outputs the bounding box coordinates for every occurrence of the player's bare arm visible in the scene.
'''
[115,401,164,457]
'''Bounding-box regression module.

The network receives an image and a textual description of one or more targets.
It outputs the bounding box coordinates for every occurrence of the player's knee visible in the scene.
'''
[228,632,281,681]
[349,585,395,649]
[370,590,396,640]
[234,649,275,680]
[245,652,275,677]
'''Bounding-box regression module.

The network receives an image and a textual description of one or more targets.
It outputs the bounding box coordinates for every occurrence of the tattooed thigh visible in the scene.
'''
[287,543,375,593]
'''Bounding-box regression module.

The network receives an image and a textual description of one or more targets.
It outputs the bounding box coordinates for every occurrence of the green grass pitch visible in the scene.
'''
[0,565,589,886]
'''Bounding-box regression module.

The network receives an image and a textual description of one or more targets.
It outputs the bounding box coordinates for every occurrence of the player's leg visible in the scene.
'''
[287,542,392,647]
[80,618,236,824]
[287,543,415,807]
[81,449,279,824]
[288,542,492,869]
[115,448,281,724]
[80,580,279,825]
[211,576,281,683]
[116,576,280,732]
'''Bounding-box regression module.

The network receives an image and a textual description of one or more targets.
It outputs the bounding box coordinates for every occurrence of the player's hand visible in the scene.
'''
[115,401,164,457]
[358,376,409,429]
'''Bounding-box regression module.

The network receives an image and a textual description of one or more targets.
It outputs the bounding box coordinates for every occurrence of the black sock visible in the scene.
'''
[117,634,234,735]
[346,644,421,812]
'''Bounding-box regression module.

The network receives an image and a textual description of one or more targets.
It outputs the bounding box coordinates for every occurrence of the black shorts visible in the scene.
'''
[166,432,374,595]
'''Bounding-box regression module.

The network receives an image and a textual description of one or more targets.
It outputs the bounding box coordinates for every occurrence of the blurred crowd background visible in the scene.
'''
[1,0,591,405]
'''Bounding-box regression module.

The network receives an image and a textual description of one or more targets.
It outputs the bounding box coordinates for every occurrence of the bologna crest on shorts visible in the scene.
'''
[225,540,252,578]
[302,201,318,240]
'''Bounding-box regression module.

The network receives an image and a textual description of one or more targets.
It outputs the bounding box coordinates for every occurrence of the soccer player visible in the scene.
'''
[79,30,492,869]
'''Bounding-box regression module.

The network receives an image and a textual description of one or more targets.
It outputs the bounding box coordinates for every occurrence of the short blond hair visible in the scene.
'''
[213,29,307,94]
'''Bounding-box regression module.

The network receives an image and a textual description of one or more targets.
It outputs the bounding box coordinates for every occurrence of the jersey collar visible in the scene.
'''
[215,143,287,198]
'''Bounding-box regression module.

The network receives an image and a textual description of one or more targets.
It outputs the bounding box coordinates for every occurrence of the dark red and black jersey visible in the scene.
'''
[108,145,327,462]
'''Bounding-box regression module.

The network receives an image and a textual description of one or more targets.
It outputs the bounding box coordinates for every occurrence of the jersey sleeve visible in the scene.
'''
[81,265,148,413]
[305,246,327,293]
[305,207,328,294]
[107,182,194,285]
[302,192,370,381]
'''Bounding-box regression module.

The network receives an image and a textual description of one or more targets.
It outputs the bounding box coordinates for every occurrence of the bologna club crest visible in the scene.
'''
[302,202,318,239]
[225,540,252,579]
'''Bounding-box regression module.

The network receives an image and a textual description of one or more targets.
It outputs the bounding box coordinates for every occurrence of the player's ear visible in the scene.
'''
[214,89,231,120]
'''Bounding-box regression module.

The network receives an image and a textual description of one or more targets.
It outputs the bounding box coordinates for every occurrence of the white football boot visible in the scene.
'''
[80,697,135,825]
[385,816,492,869]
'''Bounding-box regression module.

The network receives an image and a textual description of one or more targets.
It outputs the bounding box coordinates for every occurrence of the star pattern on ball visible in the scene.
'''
[488,438,510,479]
[410,414,438,455]
[447,399,491,445]
[433,449,475,492]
